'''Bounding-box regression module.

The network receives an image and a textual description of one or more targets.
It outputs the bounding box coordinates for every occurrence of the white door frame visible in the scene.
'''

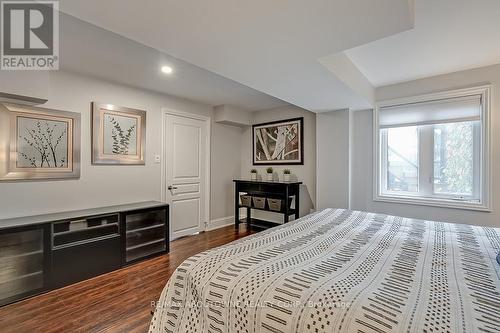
[161,108,211,235]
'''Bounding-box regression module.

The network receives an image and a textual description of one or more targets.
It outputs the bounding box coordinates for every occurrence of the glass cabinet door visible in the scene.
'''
[0,227,46,306]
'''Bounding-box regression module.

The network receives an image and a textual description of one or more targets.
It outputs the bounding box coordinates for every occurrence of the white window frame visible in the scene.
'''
[373,85,492,211]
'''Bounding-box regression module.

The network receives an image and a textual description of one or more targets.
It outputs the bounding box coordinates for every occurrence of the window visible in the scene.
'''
[433,121,478,198]
[375,86,491,210]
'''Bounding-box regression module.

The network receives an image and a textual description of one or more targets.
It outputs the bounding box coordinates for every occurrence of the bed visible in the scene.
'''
[150,209,500,333]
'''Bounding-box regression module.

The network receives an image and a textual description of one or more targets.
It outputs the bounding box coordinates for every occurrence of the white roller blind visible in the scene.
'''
[379,95,482,128]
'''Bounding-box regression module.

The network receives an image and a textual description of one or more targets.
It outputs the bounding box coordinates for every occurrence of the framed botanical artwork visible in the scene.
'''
[0,103,81,181]
[253,117,303,165]
[92,102,146,165]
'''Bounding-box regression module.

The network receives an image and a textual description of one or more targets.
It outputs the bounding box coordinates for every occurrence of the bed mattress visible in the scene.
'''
[150,209,500,333]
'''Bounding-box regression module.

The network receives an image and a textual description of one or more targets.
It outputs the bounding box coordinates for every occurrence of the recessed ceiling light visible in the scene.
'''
[161,66,173,74]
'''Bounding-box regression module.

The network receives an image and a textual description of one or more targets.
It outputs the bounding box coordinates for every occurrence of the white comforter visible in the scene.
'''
[150,209,500,333]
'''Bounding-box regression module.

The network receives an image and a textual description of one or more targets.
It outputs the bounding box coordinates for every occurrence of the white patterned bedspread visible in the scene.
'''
[150,209,500,333]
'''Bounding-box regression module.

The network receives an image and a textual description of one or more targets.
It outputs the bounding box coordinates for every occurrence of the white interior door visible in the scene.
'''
[165,113,208,240]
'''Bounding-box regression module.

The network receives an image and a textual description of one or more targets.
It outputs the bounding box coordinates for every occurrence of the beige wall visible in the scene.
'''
[210,124,243,222]
[350,63,500,227]
[0,70,240,226]
[240,106,316,221]
[316,109,350,210]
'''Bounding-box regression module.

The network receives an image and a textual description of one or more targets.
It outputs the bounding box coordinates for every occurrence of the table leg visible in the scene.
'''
[246,207,251,227]
[284,187,289,223]
[295,185,300,220]
[234,184,239,228]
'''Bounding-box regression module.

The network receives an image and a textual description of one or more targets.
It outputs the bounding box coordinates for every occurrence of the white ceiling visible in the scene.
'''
[346,0,500,87]
[59,14,288,112]
[59,0,414,112]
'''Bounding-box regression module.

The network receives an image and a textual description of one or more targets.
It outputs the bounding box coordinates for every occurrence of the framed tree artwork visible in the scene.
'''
[0,103,81,181]
[92,102,146,165]
[253,117,303,165]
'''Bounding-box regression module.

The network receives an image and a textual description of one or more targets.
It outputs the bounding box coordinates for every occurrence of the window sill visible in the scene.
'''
[373,194,491,212]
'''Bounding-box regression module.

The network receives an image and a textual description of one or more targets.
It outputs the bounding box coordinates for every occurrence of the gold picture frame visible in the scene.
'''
[91,102,146,165]
[0,103,81,181]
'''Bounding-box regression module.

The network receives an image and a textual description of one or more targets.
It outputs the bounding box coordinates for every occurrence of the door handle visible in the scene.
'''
[168,185,178,190]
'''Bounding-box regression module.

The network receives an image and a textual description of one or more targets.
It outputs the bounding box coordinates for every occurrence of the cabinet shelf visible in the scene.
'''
[2,270,43,284]
[0,251,43,284]
[1,241,42,259]
[126,238,165,251]
[125,239,166,263]
[54,222,118,236]
[1,249,43,261]
[52,234,120,250]
[238,205,296,215]
[238,218,281,230]
[0,271,43,301]
[53,224,119,248]
[126,211,166,231]
[53,214,119,234]
[126,222,164,234]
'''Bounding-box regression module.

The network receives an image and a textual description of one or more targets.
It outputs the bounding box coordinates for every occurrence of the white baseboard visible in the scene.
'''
[208,216,234,231]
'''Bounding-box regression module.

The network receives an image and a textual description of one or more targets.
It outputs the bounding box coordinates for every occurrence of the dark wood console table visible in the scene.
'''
[234,179,301,230]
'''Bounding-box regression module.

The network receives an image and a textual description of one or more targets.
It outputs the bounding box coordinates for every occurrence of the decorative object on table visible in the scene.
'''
[0,103,81,181]
[267,197,292,212]
[283,169,291,181]
[253,117,303,165]
[267,198,282,212]
[92,102,146,165]
[250,169,257,181]
[266,167,274,181]
[252,196,266,209]
[240,194,252,207]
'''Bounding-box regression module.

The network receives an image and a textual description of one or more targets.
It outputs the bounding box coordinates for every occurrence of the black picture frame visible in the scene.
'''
[252,117,304,165]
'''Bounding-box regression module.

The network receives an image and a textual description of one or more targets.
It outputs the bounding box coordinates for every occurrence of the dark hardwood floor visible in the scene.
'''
[0,225,253,333]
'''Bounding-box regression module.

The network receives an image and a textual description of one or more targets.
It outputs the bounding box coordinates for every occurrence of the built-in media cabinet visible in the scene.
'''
[0,201,169,306]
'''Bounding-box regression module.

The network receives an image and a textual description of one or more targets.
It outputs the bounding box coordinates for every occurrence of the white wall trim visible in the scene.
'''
[376,84,492,108]
[208,216,234,231]
[161,108,212,229]
[373,84,492,212]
